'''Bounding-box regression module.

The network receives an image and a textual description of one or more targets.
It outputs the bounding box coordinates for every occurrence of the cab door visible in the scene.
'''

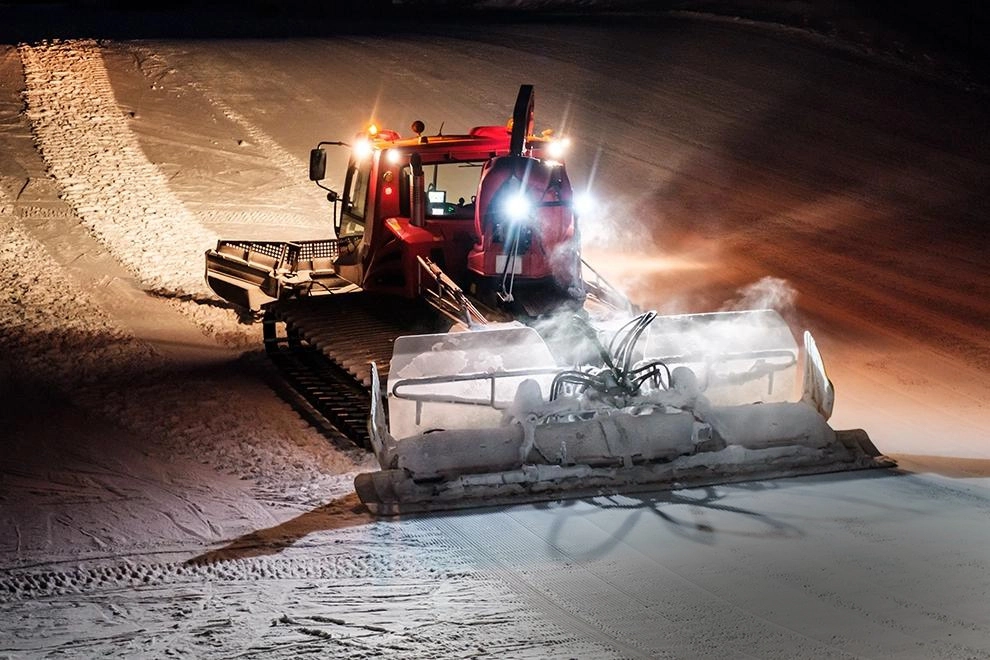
[339,157,373,239]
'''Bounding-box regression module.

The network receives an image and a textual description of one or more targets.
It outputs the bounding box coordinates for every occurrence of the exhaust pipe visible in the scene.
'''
[411,153,425,228]
[510,84,534,156]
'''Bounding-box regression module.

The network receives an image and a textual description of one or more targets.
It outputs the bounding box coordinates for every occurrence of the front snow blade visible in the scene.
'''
[355,419,891,516]
[355,321,894,516]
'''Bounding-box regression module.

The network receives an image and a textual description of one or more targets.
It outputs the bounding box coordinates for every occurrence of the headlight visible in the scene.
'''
[504,193,531,222]
[353,138,373,160]
[547,137,570,161]
[573,192,597,217]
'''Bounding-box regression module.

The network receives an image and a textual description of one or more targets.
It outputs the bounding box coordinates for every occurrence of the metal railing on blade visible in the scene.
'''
[392,348,798,406]
[580,258,636,312]
[390,367,562,408]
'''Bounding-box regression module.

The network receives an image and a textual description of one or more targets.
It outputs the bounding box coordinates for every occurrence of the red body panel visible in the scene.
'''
[355,125,579,301]
[467,155,577,286]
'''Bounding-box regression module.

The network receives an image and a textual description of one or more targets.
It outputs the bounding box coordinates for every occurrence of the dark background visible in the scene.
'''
[1,1,987,90]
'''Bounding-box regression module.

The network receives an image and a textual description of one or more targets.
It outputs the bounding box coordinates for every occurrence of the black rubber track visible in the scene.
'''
[262,294,452,449]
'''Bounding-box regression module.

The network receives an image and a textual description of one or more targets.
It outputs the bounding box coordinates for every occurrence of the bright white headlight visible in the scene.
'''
[504,193,531,222]
[547,137,570,161]
[353,138,373,160]
[573,192,597,217]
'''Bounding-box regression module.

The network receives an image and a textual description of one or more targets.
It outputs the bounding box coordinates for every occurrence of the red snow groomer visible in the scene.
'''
[205,85,892,515]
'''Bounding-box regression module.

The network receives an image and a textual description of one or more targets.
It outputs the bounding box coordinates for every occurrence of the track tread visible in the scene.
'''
[264,294,451,448]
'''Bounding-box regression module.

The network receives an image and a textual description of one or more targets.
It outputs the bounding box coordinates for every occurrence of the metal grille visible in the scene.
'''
[296,240,342,261]
[220,241,283,262]
[220,237,359,270]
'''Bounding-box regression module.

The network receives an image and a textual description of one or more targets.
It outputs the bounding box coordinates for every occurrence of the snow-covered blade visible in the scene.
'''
[355,313,894,515]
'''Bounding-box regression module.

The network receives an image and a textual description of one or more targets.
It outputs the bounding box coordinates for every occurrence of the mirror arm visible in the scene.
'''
[310,140,348,193]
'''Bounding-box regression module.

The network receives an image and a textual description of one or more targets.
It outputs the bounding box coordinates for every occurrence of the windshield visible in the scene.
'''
[403,161,484,219]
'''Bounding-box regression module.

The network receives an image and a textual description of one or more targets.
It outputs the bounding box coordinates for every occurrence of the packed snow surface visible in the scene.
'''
[1,8,988,658]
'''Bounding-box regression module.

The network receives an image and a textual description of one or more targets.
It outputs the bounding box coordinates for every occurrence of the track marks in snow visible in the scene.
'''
[0,552,437,601]
[128,44,310,185]
[120,43,330,233]
[19,40,217,295]
[0,525,605,659]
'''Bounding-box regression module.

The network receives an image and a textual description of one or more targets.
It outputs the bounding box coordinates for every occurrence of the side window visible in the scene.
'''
[339,160,371,237]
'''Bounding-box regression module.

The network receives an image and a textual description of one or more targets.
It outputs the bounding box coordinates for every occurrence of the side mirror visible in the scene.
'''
[309,148,327,181]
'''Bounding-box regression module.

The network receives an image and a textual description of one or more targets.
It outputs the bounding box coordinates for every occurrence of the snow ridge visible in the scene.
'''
[19,40,217,296]
[0,186,161,389]
[0,183,363,505]
[71,360,370,507]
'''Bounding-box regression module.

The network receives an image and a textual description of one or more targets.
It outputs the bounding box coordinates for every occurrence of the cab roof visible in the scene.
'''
[366,125,554,161]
